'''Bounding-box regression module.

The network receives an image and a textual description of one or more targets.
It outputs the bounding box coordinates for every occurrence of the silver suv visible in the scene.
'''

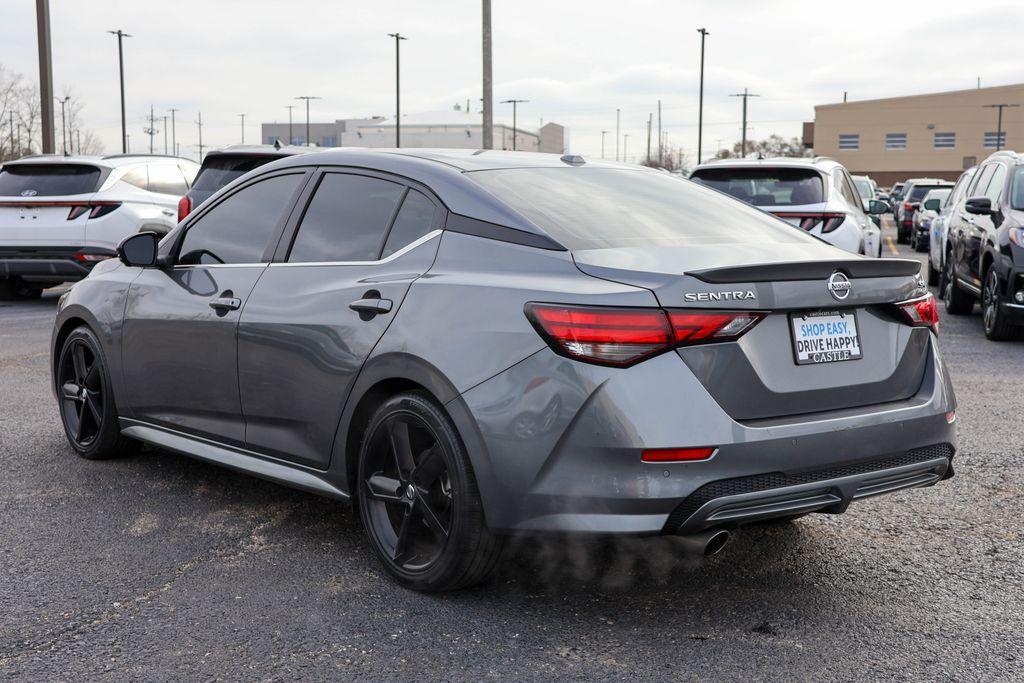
[0,154,198,299]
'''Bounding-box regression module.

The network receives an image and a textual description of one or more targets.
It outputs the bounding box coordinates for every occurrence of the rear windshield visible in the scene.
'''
[468,167,814,250]
[924,189,951,205]
[908,184,948,201]
[853,178,873,199]
[0,164,102,196]
[688,167,823,206]
[192,154,281,192]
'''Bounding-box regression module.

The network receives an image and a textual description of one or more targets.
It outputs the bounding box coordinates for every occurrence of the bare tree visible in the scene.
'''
[642,146,691,173]
[715,135,810,160]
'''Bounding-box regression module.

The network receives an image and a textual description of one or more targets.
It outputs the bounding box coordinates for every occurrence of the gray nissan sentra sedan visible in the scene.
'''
[51,149,957,591]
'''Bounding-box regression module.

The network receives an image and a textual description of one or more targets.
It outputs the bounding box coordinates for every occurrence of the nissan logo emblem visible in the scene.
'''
[827,272,852,301]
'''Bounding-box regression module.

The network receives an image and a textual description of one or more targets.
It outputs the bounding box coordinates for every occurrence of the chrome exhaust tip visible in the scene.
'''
[678,528,731,557]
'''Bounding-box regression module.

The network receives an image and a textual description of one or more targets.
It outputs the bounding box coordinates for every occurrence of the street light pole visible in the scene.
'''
[285,105,294,144]
[56,96,68,154]
[623,133,630,163]
[387,33,407,147]
[238,113,246,144]
[500,99,528,151]
[983,103,1020,151]
[615,108,620,161]
[600,130,607,159]
[107,29,131,153]
[295,96,321,146]
[696,28,709,164]
[168,108,178,156]
[36,0,55,154]
[482,0,493,149]
[162,115,168,154]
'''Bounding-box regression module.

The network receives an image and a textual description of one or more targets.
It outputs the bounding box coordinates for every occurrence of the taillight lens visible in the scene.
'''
[772,212,846,234]
[177,195,191,223]
[895,293,939,331]
[525,303,764,367]
[65,202,121,220]
[72,252,113,263]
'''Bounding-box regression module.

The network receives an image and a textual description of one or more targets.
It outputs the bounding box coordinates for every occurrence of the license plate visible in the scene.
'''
[790,310,862,365]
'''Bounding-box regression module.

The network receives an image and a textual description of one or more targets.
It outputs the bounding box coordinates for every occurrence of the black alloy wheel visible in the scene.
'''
[357,392,503,591]
[942,252,974,315]
[982,269,1017,341]
[56,326,134,459]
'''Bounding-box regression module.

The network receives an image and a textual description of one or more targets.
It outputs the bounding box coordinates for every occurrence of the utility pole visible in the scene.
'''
[162,115,168,154]
[623,134,630,163]
[125,132,130,152]
[600,130,607,159]
[143,104,157,154]
[730,88,760,158]
[168,108,178,156]
[295,95,321,146]
[36,0,55,154]
[983,103,1019,151]
[482,0,493,149]
[387,33,407,147]
[696,28,708,164]
[646,113,652,164]
[107,29,131,153]
[195,111,204,161]
[285,105,294,144]
[76,129,81,155]
[657,99,662,164]
[238,113,246,144]
[615,108,620,161]
[9,111,14,158]
[56,96,68,154]
[500,99,528,151]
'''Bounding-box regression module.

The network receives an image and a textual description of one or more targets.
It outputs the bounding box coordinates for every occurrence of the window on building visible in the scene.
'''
[933,132,955,149]
[984,131,1007,149]
[838,134,859,150]
[885,133,907,150]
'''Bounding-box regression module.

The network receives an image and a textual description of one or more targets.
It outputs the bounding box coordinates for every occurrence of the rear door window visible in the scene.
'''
[147,164,189,195]
[0,164,102,196]
[968,165,995,197]
[178,173,304,265]
[288,173,405,263]
[121,166,149,190]
[983,164,1007,204]
[381,189,438,258]
[689,167,823,206]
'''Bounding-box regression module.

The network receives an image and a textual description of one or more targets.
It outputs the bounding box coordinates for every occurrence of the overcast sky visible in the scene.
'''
[3,0,1022,163]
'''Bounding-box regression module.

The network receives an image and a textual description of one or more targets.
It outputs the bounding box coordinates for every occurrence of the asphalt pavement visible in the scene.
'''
[2,221,1023,681]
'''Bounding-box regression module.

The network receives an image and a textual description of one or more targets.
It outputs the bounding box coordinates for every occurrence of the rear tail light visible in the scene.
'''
[525,303,764,367]
[65,201,121,220]
[641,447,715,463]
[72,252,113,263]
[771,212,846,234]
[894,293,939,331]
[177,195,191,223]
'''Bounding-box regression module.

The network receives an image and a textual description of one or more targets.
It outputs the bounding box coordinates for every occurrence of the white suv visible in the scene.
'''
[0,154,198,299]
[689,157,885,257]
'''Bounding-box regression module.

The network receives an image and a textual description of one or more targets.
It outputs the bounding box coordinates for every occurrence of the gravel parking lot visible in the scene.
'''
[2,220,1022,681]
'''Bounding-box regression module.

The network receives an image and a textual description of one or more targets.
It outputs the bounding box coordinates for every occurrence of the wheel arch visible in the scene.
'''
[51,309,103,394]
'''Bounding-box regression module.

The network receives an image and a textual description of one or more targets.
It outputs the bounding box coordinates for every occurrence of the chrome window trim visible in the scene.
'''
[268,229,442,268]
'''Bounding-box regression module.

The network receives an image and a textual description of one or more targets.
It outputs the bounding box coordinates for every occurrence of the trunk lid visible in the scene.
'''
[572,245,929,420]
[0,195,95,246]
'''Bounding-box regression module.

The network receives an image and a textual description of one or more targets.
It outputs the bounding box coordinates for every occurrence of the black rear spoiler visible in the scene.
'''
[688,259,921,283]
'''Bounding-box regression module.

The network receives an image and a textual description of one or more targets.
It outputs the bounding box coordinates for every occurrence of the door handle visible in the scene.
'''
[349,298,393,315]
[209,296,241,311]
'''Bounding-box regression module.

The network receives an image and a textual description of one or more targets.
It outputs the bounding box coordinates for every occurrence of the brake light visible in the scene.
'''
[771,212,846,234]
[641,447,715,462]
[64,201,121,220]
[72,252,113,263]
[177,195,191,222]
[894,293,939,331]
[525,303,764,367]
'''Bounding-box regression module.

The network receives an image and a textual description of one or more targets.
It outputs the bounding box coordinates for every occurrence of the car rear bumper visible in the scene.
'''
[460,341,956,535]
[0,246,115,281]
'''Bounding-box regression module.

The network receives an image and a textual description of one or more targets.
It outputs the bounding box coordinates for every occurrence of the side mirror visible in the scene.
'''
[923,198,941,211]
[867,199,890,215]
[964,196,994,215]
[117,231,159,267]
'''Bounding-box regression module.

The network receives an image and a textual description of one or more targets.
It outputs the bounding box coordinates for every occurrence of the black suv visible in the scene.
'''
[943,151,1024,340]
[177,144,308,222]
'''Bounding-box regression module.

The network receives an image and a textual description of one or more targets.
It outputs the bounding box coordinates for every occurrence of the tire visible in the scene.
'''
[909,230,918,251]
[55,326,136,459]
[927,259,940,287]
[981,269,1018,341]
[0,277,44,301]
[356,391,504,592]
[942,252,974,315]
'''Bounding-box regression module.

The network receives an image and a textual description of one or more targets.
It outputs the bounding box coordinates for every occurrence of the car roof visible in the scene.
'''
[692,156,840,172]
[203,144,311,159]
[4,153,197,169]
[903,177,952,185]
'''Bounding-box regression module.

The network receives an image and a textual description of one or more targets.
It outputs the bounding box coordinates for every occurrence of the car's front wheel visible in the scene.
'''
[56,326,135,459]
[943,252,974,315]
[981,269,1018,341]
[357,391,504,592]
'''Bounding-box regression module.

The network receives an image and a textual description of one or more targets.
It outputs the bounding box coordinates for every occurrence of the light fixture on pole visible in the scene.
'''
[983,103,1019,151]
[285,105,294,144]
[600,130,607,159]
[295,95,321,146]
[696,28,709,164]
[55,96,69,155]
[387,33,407,147]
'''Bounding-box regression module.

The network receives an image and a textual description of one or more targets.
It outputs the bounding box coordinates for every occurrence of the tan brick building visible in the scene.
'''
[809,83,1024,187]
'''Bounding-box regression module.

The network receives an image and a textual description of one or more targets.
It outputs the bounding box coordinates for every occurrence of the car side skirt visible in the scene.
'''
[119,419,351,502]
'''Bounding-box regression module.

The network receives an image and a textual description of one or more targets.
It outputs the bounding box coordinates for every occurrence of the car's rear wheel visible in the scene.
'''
[942,252,974,315]
[56,326,135,459]
[981,269,1018,341]
[0,277,44,301]
[357,391,503,592]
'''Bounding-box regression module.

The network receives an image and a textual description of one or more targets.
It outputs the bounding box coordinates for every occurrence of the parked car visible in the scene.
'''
[52,149,956,592]
[928,166,977,287]
[943,150,1024,340]
[689,157,886,257]
[894,178,953,244]
[852,174,882,227]
[178,144,309,222]
[910,187,952,252]
[0,154,198,299]
[888,182,906,213]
